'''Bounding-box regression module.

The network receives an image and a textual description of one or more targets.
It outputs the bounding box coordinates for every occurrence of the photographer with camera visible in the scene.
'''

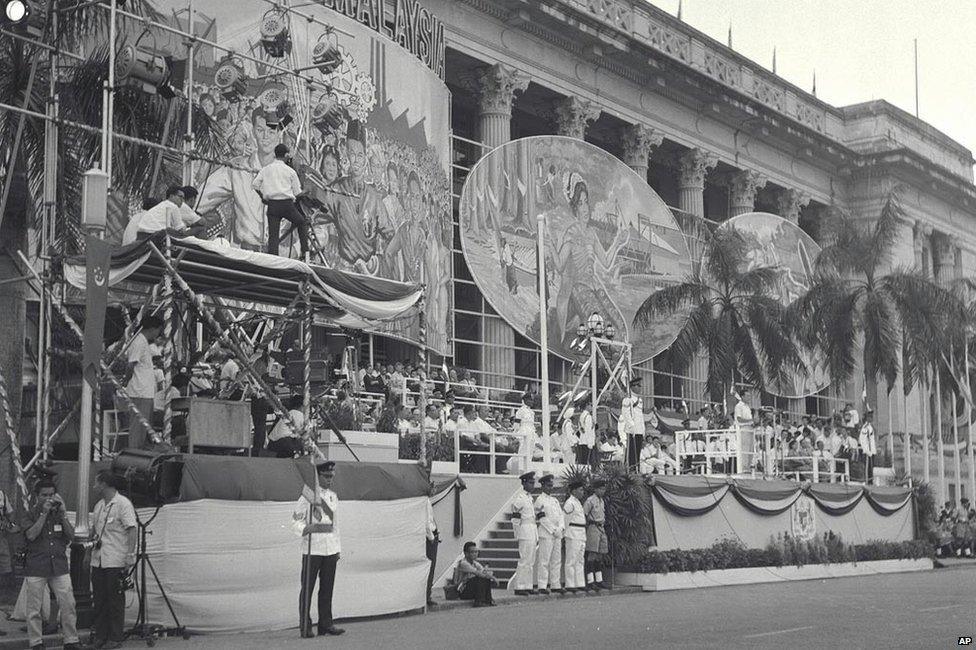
[90,471,137,650]
[22,479,85,650]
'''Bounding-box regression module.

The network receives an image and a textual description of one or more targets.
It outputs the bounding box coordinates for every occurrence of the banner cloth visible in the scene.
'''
[132,497,429,633]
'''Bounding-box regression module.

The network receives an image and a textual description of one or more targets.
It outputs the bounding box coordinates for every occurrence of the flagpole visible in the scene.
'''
[951,348,962,505]
[967,334,975,503]
[935,368,945,504]
[537,212,551,469]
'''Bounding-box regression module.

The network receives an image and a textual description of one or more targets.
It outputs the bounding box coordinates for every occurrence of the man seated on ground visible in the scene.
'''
[453,542,497,607]
[267,396,306,458]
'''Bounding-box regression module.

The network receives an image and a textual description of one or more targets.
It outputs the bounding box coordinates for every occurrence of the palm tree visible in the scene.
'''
[0,2,219,495]
[793,192,965,415]
[633,227,803,402]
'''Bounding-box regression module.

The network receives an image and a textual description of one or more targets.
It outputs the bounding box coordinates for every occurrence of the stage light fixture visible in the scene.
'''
[4,0,28,23]
[576,323,588,338]
[257,84,292,130]
[311,29,342,75]
[213,55,248,101]
[116,31,185,99]
[259,8,291,58]
[605,323,616,340]
[311,95,345,134]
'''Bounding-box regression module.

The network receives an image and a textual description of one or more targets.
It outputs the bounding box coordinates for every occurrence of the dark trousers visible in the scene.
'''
[250,397,271,455]
[91,567,125,643]
[575,446,593,465]
[268,437,305,458]
[425,535,439,603]
[300,553,338,634]
[458,576,493,604]
[266,199,309,256]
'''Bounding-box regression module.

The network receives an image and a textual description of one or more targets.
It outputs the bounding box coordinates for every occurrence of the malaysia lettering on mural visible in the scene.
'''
[318,0,446,78]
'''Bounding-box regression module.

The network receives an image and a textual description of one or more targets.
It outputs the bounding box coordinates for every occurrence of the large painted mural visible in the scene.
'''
[459,136,692,362]
[150,0,451,353]
[718,212,828,398]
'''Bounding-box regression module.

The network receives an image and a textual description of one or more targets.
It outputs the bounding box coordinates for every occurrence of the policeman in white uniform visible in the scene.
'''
[509,471,539,595]
[509,394,537,474]
[292,460,345,638]
[576,400,595,465]
[534,474,565,594]
[625,377,646,467]
[562,479,587,592]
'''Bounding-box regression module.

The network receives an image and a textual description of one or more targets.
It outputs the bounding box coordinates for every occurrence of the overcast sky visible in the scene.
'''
[647,0,976,159]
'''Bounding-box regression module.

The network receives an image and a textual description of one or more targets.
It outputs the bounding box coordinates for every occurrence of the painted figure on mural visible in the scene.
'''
[459,136,691,361]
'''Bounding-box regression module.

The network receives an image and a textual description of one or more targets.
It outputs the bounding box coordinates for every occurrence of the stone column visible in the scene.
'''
[776,188,811,224]
[475,63,530,149]
[619,124,663,180]
[677,149,716,403]
[932,231,954,284]
[729,170,767,216]
[553,96,601,139]
[677,149,718,218]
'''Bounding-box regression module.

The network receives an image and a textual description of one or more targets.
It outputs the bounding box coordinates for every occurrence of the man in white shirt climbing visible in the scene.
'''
[252,143,309,258]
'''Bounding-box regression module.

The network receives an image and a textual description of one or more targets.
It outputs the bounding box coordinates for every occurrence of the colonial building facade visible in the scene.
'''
[433,0,976,496]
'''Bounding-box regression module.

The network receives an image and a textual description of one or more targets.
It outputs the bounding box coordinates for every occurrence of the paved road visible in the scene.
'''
[151,567,974,650]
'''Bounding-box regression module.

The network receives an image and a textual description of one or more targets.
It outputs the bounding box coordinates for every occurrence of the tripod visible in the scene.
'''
[124,506,188,646]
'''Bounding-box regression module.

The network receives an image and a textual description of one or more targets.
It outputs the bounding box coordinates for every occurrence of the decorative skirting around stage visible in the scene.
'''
[53,456,460,633]
[648,476,915,551]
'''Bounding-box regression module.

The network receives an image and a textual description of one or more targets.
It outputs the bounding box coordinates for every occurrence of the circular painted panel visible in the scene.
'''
[458,136,692,362]
[718,212,829,398]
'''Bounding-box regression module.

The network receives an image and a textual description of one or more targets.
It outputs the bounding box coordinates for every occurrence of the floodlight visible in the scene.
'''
[213,55,248,101]
[605,323,616,340]
[116,31,184,99]
[311,96,345,134]
[259,8,291,58]
[588,311,604,336]
[311,29,343,75]
[4,0,27,23]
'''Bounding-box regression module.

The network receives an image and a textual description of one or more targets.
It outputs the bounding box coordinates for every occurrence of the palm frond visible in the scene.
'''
[862,291,901,392]
[729,265,782,297]
[869,190,905,272]
[633,276,708,329]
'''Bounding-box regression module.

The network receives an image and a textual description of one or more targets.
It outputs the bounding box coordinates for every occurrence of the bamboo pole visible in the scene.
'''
[302,281,312,441]
[951,349,962,505]
[967,337,975,502]
[936,370,945,503]
[162,237,174,442]
[0,367,32,511]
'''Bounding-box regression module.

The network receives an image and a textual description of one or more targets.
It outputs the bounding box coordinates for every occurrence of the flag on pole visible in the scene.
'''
[82,235,113,389]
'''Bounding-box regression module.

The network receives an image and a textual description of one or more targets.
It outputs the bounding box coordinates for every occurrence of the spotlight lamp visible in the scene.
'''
[257,84,291,130]
[605,323,616,340]
[3,0,28,23]
[576,323,588,338]
[259,8,292,59]
[213,55,248,101]
[311,28,343,75]
[115,30,183,99]
[311,95,346,134]
[3,0,45,36]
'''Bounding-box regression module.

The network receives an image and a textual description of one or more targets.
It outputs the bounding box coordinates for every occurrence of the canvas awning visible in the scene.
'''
[62,232,423,327]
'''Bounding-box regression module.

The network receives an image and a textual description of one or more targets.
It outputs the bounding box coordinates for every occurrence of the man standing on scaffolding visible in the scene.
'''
[123,316,163,449]
[252,143,309,258]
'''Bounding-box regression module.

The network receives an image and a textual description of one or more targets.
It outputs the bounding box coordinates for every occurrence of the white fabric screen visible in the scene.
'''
[130,497,429,633]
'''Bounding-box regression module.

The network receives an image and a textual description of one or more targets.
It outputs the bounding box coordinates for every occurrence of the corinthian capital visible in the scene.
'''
[776,188,811,223]
[729,170,768,209]
[677,148,718,189]
[475,63,530,116]
[553,96,601,139]
[619,123,664,169]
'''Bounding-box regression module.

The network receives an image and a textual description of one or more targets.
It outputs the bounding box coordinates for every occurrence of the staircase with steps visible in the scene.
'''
[477,486,568,590]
